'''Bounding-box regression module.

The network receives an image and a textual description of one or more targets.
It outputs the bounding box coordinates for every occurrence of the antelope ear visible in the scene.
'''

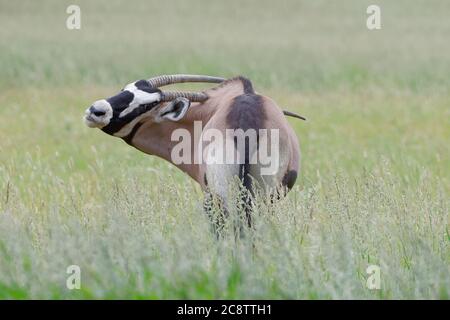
[156,97,191,122]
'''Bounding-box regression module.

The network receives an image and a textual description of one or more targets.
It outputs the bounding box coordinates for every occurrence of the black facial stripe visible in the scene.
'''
[135,79,161,94]
[100,82,161,136]
[101,100,160,136]
[107,90,134,109]
[102,121,124,135]
[134,79,150,89]
[140,101,160,111]
[123,101,159,120]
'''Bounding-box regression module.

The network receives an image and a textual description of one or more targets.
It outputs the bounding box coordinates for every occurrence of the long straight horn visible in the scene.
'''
[147,74,225,88]
[160,91,209,102]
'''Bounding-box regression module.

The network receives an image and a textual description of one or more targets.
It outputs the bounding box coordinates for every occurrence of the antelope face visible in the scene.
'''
[84,79,192,138]
[84,80,164,136]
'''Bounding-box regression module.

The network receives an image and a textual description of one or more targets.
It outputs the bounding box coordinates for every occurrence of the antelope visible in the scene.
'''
[84,74,303,228]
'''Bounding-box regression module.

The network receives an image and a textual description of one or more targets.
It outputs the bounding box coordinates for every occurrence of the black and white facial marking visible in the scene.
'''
[84,80,162,137]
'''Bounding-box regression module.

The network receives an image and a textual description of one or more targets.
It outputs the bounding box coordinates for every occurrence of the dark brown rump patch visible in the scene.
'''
[226,94,266,132]
[226,94,266,168]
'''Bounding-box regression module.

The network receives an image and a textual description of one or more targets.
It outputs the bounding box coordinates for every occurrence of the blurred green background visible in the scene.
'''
[1,0,449,91]
[0,0,448,299]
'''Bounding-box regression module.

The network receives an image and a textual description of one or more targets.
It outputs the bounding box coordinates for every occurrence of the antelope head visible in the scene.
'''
[83,74,225,137]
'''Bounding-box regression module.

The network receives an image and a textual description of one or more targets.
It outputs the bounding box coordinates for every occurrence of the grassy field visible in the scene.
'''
[0,0,448,299]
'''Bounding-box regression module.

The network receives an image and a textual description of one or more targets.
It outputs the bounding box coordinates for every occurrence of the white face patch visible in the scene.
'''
[119,83,161,118]
[84,99,113,128]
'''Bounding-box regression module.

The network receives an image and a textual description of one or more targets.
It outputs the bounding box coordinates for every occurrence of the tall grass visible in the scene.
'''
[0,0,449,299]
[0,157,448,299]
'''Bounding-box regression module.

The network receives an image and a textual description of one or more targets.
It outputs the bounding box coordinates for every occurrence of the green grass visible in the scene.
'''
[0,0,449,299]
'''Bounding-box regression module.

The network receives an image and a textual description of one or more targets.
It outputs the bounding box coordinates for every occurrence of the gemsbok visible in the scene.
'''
[84,74,304,229]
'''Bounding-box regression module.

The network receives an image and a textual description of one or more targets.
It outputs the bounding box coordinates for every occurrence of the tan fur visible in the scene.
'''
[129,78,300,195]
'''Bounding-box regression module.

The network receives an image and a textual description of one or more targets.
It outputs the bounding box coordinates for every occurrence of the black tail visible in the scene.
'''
[239,163,253,227]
